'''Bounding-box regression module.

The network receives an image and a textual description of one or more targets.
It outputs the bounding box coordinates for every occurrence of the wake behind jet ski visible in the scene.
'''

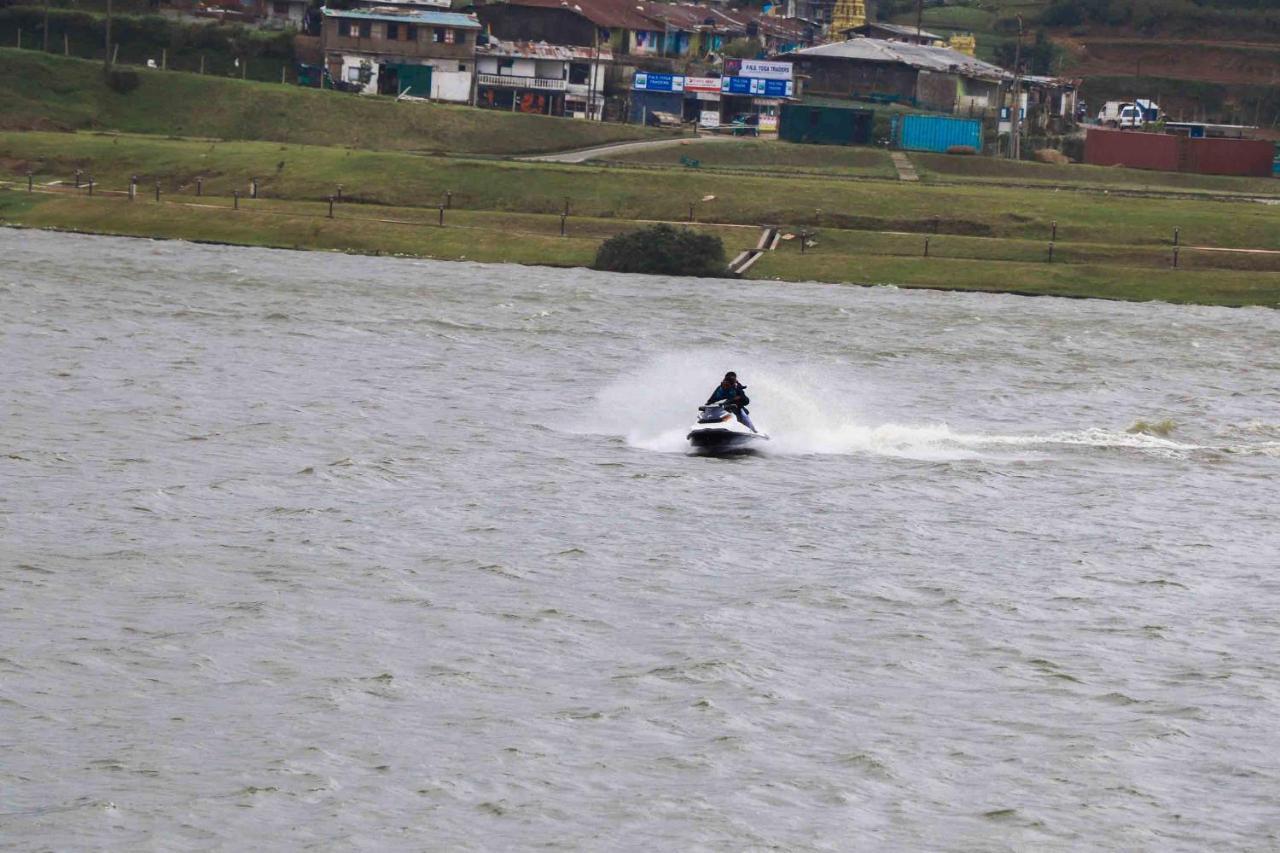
[687,371,769,456]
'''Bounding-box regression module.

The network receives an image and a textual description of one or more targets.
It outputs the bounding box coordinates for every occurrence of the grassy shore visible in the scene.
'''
[6,184,1280,307]
[0,49,671,155]
[6,131,1280,252]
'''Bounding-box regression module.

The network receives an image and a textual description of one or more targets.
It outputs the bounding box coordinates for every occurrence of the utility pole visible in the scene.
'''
[103,0,112,73]
[915,0,923,39]
[1010,14,1023,161]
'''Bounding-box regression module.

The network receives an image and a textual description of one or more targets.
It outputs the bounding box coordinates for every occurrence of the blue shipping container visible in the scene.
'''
[897,114,982,153]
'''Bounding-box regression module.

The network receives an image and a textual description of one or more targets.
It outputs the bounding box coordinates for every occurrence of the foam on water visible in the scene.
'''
[588,352,1205,460]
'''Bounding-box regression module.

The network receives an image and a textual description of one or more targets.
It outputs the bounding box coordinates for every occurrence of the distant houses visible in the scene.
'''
[319,6,481,100]
[304,0,1089,149]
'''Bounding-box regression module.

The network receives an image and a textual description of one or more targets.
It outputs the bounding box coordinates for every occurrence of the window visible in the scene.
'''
[458,63,466,72]
[272,1,288,14]
[387,23,399,40]
[498,58,514,74]
[444,29,456,44]
[406,25,418,40]
[347,66,361,81]
[359,21,371,38]
[455,31,466,44]
[433,27,445,42]
[568,62,588,85]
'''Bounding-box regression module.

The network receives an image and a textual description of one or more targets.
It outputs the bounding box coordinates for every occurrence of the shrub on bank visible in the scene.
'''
[592,224,727,277]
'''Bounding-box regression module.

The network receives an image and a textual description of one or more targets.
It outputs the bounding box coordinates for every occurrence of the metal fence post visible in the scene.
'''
[233,190,239,210]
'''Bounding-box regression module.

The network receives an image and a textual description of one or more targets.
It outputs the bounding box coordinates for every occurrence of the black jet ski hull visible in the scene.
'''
[687,428,769,456]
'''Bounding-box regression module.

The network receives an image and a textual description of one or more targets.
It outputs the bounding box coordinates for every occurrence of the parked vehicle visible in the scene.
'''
[1097,100,1161,129]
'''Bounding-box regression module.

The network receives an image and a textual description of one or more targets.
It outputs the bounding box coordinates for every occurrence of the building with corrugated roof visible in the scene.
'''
[320,6,481,100]
[783,37,1008,114]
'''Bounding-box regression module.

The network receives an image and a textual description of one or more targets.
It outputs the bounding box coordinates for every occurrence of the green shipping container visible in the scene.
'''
[779,104,875,146]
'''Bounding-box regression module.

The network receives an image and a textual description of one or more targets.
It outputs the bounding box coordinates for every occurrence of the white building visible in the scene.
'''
[475,39,611,120]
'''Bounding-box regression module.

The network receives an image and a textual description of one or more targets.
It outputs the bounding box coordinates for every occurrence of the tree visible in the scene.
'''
[593,224,728,277]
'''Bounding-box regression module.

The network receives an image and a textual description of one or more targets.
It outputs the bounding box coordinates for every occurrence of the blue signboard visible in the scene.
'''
[720,77,793,98]
[633,72,682,92]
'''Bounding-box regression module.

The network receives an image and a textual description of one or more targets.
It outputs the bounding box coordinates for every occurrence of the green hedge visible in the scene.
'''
[593,224,727,277]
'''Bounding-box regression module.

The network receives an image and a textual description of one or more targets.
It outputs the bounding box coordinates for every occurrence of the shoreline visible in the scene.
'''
[3,128,1279,309]
[4,218,1272,310]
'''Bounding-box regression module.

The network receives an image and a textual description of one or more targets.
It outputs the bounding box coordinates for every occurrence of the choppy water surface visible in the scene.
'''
[3,229,1280,850]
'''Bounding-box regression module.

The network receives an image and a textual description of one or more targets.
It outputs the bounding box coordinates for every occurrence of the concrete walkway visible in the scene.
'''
[890,151,919,182]
[523,135,746,163]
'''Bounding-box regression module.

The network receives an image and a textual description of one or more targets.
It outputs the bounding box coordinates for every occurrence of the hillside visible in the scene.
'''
[0,49,669,155]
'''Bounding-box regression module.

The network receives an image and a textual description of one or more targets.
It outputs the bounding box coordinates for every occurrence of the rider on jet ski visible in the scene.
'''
[707,371,757,433]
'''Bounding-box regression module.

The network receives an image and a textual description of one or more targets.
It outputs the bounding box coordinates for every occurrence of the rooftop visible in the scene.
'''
[786,37,1009,80]
[848,21,944,41]
[499,0,814,39]
[321,6,481,27]
[498,0,657,31]
[478,37,615,61]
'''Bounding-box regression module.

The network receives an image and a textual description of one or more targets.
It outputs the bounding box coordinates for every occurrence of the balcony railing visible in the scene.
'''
[476,73,566,91]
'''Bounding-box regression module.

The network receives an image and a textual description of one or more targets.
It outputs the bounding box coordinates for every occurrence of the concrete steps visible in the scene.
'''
[890,152,920,181]
[728,225,779,276]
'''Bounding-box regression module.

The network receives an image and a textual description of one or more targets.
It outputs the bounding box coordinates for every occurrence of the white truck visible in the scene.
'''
[1097,100,1160,128]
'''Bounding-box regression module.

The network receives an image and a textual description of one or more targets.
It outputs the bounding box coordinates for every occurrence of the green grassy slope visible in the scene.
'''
[6,189,1278,306]
[5,131,1278,250]
[0,49,670,155]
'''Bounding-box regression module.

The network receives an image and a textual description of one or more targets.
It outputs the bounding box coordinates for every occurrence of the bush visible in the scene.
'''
[592,224,727,277]
[106,68,140,93]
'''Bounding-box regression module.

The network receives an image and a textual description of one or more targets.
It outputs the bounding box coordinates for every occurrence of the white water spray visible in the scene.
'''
[585,351,1203,460]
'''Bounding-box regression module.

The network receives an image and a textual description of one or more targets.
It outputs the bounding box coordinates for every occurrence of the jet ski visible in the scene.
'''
[687,402,769,456]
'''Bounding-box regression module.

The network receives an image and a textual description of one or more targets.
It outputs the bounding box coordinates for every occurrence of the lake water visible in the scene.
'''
[3,229,1279,850]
